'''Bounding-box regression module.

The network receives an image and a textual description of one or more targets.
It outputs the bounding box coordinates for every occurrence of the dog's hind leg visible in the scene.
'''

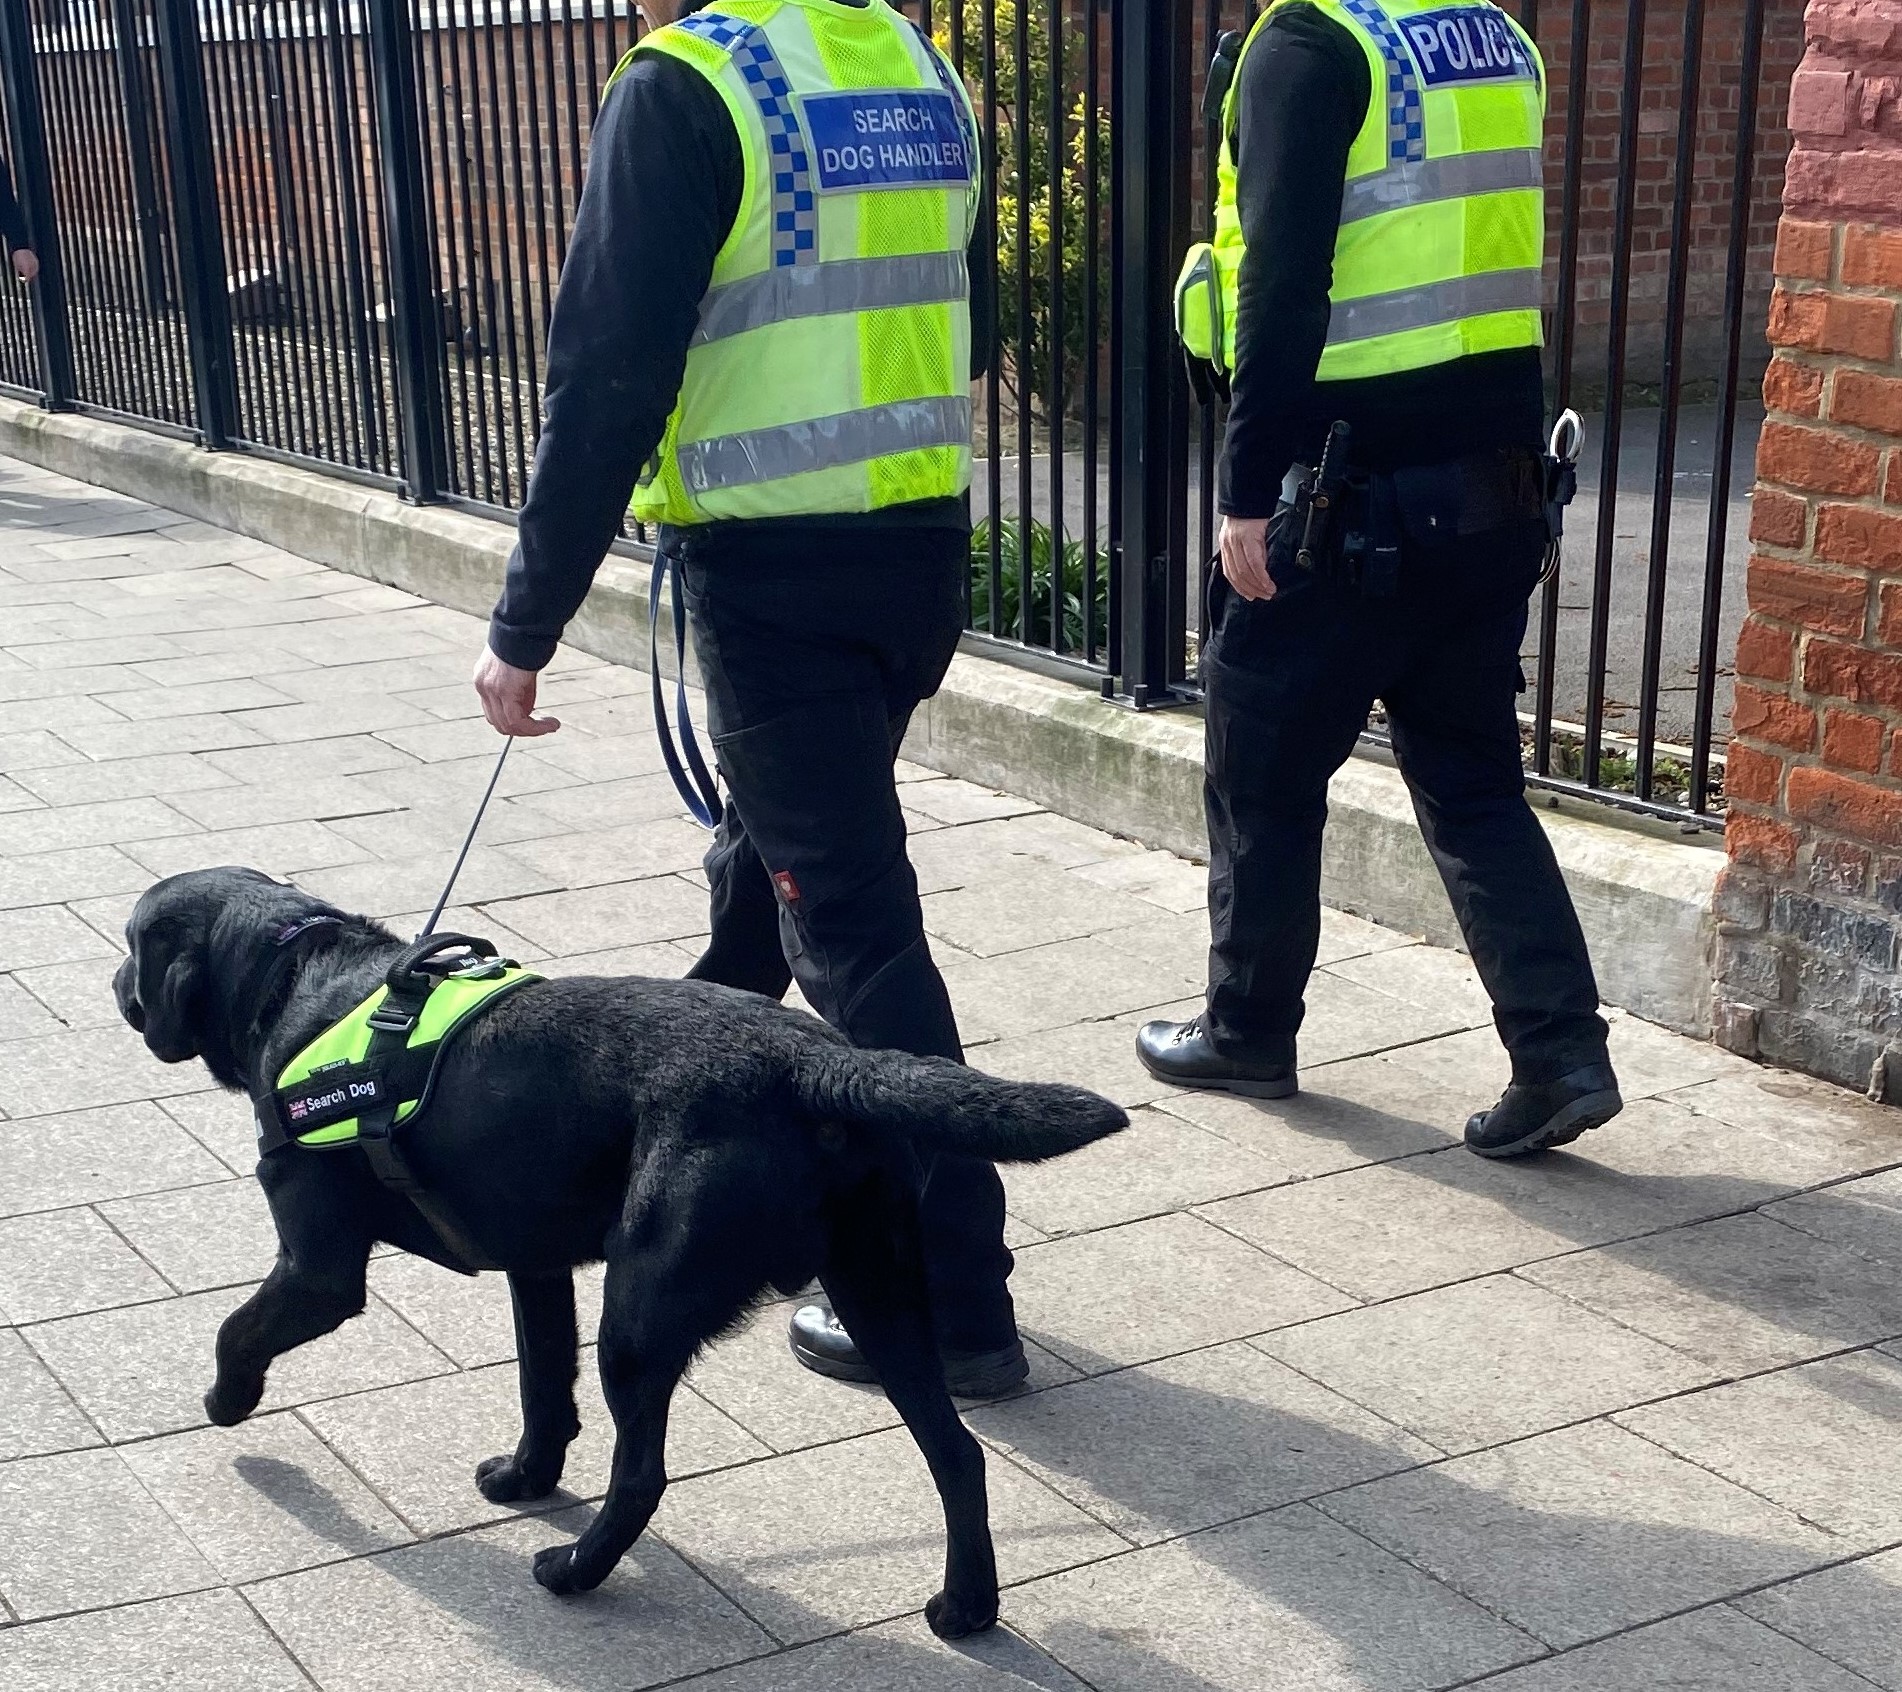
[822,1171,999,1639]
[531,1190,759,1596]
[476,1270,580,1504]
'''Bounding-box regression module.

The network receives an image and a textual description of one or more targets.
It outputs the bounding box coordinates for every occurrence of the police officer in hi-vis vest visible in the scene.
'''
[473,0,1027,1392]
[1139,0,1624,1156]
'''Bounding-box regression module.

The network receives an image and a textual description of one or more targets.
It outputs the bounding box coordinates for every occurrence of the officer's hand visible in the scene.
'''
[1219,514,1275,602]
[11,249,38,283]
[473,648,561,737]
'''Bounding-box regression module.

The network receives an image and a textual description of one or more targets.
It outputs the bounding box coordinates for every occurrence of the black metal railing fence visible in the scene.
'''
[0,0,1791,823]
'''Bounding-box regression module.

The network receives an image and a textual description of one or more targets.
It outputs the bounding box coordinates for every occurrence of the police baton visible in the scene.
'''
[1296,421,1352,572]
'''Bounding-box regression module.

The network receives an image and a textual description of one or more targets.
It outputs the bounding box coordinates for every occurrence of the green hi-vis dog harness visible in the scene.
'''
[255,932,541,1273]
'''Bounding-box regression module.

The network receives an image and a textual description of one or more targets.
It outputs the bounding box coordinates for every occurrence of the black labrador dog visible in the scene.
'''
[113,867,1127,1636]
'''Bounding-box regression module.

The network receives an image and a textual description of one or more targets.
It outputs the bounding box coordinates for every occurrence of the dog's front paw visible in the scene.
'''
[204,1376,263,1428]
[925,1586,999,1640]
[476,1454,559,1504]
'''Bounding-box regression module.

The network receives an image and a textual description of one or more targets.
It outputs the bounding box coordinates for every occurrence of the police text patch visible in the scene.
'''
[1398,6,1536,86]
[802,90,972,193]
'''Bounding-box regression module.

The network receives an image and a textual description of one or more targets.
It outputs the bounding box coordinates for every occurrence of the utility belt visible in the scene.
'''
[1274,413,1581,597]
[257,933,541,1274]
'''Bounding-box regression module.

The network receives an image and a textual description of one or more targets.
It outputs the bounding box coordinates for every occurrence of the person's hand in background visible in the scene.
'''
[12,249,38,283]
[473,647,561,736]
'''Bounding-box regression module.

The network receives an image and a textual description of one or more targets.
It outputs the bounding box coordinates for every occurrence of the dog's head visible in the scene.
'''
[114,868,351,1083]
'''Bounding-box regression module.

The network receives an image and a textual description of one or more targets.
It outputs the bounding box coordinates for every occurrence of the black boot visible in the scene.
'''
[788,1302,1028,1398]
[1465,1063,1623,1158]
[1134,1016,1297,1099]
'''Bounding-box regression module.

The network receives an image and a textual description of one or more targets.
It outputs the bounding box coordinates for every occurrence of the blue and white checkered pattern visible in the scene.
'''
[1340,0,1427,163]
[674,12,816,268]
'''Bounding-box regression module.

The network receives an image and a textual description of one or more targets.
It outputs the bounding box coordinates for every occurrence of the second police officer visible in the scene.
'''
[1141,0,1625,1156]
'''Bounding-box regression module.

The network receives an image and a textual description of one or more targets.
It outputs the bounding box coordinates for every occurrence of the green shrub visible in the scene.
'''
[936,0,1110,427]
[969,515,1109,655]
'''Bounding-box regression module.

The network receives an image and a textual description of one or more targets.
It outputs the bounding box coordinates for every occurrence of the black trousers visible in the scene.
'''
[672,523,1014,1351]
[1201,506,1608,1083]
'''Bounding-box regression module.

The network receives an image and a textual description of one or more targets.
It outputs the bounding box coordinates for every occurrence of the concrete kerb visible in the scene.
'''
[0,398,1722,1035]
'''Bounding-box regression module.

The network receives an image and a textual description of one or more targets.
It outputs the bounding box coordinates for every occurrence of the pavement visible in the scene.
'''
[2,449,1902,1692]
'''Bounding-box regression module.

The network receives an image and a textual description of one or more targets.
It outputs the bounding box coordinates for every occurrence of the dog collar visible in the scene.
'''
[273,915,344,946]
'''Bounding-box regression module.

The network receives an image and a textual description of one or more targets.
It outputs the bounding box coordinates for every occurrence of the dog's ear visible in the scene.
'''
[137,943,205,1063]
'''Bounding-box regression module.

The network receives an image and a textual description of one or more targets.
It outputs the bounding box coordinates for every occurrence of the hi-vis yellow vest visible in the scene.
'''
[1176,0,1546,383]
[626,0,981,526]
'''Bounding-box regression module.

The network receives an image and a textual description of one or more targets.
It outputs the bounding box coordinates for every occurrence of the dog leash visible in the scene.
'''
[417,736,512,940]
[648,551,724,830]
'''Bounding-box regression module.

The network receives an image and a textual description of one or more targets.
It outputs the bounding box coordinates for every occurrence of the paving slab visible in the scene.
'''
[0,1204,171,1320]
[122,1409,414,1581]
[0,1327,103,1459]
[1618,1349,1902,1547]
[0,1026,218,1116]
[245,1508,774,1692]
[0,1100,229,1215]
[1768,1168,1902,1268]
[938,934,1205,1045]
[968,1340,1436,1544]
[101,1179,282,1293]
[0,903,125,969]
[12,751,235,805]
[1256,1275,1718,1454]
[1005,1504,1542,1692]
[0,1588,312,1692]
[1467,1604,1882,1691]
[1520,1212,1902,1373]
[0,843,153,911]
[1738,1548,1902,1691]
[300,1350,768,1535]
[0,973,61,1039]
[653,1424,1125,1643]
[666,1616,1090,1690]
[27,1282,457,1442]
[1010,1211,1355,1372]
[0,1445,221,1618]
[12,953,128,1030]
[1150,1050,1461,1172]
[157,1087,265,1175]
[1002,1106,1290,1236]
[1320,1419,1841,1648]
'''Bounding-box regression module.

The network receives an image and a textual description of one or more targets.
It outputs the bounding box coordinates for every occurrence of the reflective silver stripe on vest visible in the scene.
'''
[693,253,969,347]
[1340,146,1545,226]
[678,395,972,493]
[1326,267,1543,345]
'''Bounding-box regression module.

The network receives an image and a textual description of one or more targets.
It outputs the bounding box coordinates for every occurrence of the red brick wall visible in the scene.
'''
[1538,0,1804,394]
[1714,0,1902,1093]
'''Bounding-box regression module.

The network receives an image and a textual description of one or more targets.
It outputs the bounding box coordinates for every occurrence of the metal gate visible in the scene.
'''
[0,0,1798,824]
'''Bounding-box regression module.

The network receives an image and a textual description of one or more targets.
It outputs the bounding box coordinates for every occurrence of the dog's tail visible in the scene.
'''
[790,1043,1128,1164]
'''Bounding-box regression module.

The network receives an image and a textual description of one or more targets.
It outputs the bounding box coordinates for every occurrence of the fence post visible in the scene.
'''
[0,0,76,408]
[1109,0,1193,708]
[151,0,236,448]
[366,0,449,504]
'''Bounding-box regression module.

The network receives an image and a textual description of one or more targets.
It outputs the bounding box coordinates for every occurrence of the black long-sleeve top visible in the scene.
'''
[1219,3,1545,517]
[489,44,995,671]
[0,156,30,255]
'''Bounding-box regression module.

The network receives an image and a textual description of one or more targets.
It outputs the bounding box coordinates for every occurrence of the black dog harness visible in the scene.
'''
[255,932,541,1274]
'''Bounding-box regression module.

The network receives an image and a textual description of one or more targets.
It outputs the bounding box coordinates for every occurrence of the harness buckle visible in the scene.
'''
[365,1003,419,1035]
